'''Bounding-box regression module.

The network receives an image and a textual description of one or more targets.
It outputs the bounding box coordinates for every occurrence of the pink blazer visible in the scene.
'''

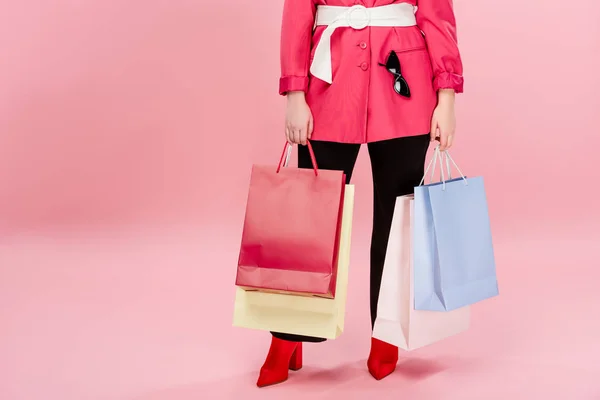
[279,0,464,144]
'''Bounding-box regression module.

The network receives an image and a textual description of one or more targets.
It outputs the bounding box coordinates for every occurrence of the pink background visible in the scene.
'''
[1,1,599,399]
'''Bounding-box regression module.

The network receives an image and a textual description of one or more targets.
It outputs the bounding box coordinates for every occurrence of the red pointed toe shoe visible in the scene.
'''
[367,337,399,380]
[256,336,303,388]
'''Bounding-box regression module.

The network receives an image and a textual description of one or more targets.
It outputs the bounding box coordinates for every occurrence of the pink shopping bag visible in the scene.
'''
[372,194,470,350]
[235,142,346,298]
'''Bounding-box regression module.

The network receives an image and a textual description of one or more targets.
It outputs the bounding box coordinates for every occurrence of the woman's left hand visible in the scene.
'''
[430,89,456,151]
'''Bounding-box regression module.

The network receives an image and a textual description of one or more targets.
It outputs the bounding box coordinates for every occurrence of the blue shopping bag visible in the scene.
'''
[413,147,499,312]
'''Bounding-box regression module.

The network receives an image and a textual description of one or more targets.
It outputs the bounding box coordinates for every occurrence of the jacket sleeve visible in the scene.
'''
[416,0,464,93]
[278,0,316,95]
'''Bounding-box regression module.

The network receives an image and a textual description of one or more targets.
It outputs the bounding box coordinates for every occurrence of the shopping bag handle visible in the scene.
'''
[276,141,319,176]
[419,145,467,190]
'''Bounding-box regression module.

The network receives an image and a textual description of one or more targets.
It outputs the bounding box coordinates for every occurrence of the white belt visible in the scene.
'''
[309,3,417,84]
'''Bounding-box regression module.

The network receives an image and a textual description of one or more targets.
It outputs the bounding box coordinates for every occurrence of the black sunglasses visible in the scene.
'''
[378,50,411,98]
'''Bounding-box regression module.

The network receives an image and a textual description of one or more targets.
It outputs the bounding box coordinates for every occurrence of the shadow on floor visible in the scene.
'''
[395,356,452,380]
[129,356,467,400]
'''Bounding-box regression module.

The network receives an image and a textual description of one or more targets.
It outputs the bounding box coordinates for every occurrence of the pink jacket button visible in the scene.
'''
[360,62,369,71]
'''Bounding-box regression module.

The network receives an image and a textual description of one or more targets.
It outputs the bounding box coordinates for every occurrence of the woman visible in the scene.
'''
[257,0,463,387]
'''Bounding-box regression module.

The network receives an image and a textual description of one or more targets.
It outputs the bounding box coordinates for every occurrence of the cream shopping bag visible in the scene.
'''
[372,194,470,350]
[232,185,354,340]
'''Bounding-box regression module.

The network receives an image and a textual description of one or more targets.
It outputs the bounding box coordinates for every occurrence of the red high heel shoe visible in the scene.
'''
[256,336,303,388]
[367,337,398,380]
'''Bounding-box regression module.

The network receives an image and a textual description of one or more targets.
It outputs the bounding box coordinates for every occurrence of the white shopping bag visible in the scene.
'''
[372,194,470,351]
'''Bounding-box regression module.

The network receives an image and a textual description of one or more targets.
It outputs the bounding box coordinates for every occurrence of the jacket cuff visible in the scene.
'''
[433,72,464,93]
[279,75,309,96]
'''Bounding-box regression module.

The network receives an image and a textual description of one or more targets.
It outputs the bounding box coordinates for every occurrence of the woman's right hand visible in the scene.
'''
[285,91,313,146]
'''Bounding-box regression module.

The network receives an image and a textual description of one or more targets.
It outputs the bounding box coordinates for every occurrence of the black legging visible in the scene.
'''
[272,134,431,343]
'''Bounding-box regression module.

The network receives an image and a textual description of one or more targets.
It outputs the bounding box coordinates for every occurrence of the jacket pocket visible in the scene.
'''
[392,49,435,96]
[391,25,427,52]
[392,45,427,55]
